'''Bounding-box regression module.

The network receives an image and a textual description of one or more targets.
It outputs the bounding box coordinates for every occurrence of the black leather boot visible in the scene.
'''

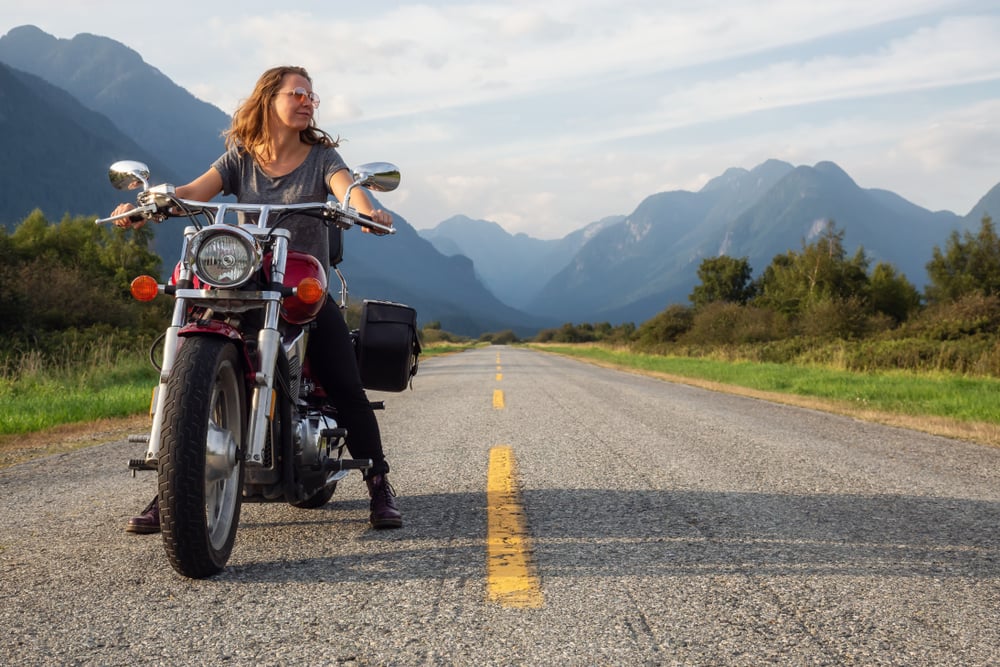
[125,497,160,534]
[366,474,402,529]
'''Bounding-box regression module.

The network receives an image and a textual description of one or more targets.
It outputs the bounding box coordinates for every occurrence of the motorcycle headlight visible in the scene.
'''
[187,226,261,288]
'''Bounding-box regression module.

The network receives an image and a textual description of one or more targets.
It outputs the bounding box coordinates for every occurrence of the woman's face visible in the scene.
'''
[270,73,317,132]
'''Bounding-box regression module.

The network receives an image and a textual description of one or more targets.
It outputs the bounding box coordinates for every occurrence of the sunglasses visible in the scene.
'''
[276,87,320,108]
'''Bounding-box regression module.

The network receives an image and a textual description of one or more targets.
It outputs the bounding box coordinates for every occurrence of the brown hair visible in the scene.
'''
[224,65,339,162]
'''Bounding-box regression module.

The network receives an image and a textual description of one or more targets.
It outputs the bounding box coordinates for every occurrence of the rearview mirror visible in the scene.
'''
[108,160,151,191]
[352,162,400,193]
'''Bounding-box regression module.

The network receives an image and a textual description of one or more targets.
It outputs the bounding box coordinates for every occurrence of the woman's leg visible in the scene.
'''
[307,299,401,528]
[307,299,388,475]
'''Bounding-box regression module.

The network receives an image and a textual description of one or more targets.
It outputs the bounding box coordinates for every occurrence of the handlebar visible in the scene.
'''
[96,192,395,236]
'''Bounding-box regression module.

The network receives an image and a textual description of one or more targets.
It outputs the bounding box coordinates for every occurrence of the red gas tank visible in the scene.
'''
[264,250,328,324]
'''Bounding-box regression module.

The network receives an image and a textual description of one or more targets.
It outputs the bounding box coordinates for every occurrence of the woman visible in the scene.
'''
[114,65,402,532]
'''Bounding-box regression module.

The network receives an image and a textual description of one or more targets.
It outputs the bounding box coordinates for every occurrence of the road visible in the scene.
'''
[1,347,998,666]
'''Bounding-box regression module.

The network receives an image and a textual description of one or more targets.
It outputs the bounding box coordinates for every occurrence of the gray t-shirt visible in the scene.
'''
[212,144,348,270]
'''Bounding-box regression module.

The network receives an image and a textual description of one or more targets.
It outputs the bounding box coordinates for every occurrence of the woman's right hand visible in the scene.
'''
[111,202,145,229]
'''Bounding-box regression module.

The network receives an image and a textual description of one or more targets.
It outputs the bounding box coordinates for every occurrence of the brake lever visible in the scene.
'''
[95,203,158,226]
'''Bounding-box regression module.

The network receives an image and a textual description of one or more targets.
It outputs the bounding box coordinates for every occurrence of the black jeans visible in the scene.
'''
[306,298,388,477]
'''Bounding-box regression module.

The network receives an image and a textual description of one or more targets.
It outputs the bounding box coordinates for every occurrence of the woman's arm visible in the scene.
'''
[176,167,224,201]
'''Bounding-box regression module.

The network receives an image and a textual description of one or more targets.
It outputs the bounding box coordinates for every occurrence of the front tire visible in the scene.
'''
[158,337,246,578]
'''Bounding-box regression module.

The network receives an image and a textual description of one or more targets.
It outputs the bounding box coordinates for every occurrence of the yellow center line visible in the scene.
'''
[486,446,544,608]
[492,389,505,409]
[496,373,503,381]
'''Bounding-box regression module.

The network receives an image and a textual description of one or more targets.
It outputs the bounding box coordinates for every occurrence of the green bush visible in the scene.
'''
[421,327,469,344]
[480,329,518,345]
[799,297,872,340]
[634,305,693,348]
[900,293,1000,341]
[680,302,787,346]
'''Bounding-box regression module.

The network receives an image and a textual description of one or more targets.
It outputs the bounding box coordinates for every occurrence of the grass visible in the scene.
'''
[0,340,475,438]
[0,338,484,468]
[420,342,484,357]
[0,353,157,435]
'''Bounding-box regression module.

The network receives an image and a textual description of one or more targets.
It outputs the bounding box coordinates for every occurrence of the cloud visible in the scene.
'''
[176,1,940,123]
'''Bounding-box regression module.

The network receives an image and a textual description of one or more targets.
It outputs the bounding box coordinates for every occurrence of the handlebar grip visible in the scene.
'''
[355,211,395,235]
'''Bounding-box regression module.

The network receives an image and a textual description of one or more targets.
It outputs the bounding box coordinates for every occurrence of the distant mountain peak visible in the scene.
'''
[812,160,857,186]
[4,24,51,41]
[754,158,795,171]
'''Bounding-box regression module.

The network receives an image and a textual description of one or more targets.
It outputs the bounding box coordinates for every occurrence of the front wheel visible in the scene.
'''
[158,337,246,578]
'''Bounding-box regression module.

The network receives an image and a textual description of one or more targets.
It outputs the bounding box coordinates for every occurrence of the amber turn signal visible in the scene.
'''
[296,277,325,304]
[130,275,160,302]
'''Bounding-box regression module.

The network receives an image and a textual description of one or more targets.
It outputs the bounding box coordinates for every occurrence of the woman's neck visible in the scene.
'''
[256,127,309,176]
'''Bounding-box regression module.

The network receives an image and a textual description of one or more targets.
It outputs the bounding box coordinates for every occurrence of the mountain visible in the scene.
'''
[524,161,798,322]
[715,161,958,287]
[966,182,1000,225]
[419,214,623,309]
[0,61,178,224]
[0,25,230,260]
[0,25,229,184]
[432,160,994,325]
[337,208,552,337]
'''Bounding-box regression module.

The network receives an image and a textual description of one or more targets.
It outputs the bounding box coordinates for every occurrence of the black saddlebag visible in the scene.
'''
[355,299,420,392]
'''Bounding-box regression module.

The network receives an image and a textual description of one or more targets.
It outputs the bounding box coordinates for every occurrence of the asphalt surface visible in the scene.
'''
[1,346,998,666]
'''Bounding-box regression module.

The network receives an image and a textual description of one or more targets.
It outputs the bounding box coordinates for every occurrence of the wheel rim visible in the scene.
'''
[205,361,243,551]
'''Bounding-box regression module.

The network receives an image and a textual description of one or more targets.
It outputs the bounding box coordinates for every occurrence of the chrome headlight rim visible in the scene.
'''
[186,226,262,289]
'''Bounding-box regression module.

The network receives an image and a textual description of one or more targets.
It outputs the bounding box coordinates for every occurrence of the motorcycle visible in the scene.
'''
[96,160,419,578]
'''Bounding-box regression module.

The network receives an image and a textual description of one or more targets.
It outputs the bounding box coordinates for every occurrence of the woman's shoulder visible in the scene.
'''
[310,143,347,171]
[214,143,248,168]
[310,142,341,158]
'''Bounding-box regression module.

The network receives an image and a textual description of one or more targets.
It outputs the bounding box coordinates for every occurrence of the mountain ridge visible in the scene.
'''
[426,160,997,324]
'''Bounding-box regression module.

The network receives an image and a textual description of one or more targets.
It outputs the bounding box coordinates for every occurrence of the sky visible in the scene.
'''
[3,1,1000,239]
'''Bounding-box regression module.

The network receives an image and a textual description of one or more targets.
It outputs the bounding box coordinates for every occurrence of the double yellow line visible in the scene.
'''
[486,352,543,608]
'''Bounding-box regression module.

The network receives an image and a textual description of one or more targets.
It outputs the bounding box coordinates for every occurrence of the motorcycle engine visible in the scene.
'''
[295,411,341,467]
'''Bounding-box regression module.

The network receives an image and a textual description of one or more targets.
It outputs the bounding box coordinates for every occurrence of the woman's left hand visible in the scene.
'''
[365,209,393,235]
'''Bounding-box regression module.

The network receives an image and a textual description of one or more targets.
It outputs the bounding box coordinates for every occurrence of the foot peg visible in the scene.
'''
[323,458,372,472]
[128,458,157,474]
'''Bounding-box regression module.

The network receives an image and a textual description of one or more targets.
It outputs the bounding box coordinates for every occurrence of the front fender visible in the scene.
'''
[179,319,243,340]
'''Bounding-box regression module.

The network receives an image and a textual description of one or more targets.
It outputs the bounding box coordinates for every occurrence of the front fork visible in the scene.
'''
[141,298,187,463]
[245,307,282,466]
